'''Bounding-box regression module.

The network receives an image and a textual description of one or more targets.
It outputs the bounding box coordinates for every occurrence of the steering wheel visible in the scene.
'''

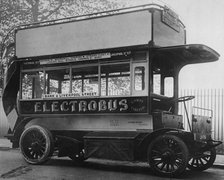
[174,96,195,102]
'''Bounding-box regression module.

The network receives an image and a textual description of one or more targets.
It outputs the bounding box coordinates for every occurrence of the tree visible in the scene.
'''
[0,0,121,90]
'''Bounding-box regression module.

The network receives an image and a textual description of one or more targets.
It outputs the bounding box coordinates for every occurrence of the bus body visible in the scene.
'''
[2,3,222,177]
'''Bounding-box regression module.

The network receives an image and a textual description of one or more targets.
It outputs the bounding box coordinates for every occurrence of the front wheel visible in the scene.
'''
[19,125,54,165]
[188,148,216,171]
[147,134,189,177]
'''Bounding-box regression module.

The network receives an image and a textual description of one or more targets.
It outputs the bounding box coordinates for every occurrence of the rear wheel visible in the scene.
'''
[19,125,54,165]
[188,148,216,171]
[148,134,189,177]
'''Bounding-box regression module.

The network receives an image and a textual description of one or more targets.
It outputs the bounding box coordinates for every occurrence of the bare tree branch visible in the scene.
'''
[40,1,63,21]
[23,0,32,8]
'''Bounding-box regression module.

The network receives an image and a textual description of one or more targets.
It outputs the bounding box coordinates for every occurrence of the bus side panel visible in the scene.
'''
[25,114,153,132]
[16,11,152,58]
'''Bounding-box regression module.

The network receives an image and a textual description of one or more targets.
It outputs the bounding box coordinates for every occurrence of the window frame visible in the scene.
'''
[20,58,149,100]
[20,68,45,100]
[71,64,99,97]
[131,61,148,96]
[99,61,131,97]
[19,51,150,100]
[152,70,175,98]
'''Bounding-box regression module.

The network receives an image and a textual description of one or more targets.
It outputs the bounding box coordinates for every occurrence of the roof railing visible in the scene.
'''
[17,3,165,30]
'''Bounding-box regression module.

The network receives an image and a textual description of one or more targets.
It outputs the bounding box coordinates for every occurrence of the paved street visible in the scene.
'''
[0,140,224,180]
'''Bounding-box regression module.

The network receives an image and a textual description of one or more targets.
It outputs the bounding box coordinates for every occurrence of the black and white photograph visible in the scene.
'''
[0,0,224,179]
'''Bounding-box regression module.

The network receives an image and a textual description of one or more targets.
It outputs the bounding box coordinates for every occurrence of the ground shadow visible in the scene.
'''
[42,157,219,179]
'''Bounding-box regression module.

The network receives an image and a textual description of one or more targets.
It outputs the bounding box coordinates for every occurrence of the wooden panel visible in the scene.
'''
[84,138,134,160]
[26,114,153,132]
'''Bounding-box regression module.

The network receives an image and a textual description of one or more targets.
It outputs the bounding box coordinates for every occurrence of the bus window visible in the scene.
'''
[21,71,44,99]
[45,68,70,95]
[134,66,145,91]
[61,79,70,94]
[101,63,130,96]
[164,77,174,97]
[72,66,98,97]
[152,67,174,97]
[153,74,161,95]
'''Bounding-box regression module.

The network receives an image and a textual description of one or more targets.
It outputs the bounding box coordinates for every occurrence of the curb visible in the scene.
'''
[0,147,11,151]
[0,139,11,148]
[213,164,224,169]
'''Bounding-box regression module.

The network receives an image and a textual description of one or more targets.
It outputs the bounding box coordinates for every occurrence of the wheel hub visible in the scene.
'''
[31,141,41,151]
[161,150,175,164]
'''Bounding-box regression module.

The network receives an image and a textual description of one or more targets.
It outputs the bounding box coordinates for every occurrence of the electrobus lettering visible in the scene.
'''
[34,99,128,113]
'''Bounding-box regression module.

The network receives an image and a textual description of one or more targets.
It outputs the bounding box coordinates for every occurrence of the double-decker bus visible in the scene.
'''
[2,3,222,177]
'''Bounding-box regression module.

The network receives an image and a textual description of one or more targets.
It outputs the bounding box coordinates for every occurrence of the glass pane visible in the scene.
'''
[22,73,33,99]
[101,64,130,96]
[164,77,174,97]
[22,71,44,99]
[49,79,59,94]
[72,66,98,97]
[72,79,82,96]
[134,66,145,91]
[153,74,161,94]
[45,68,70,95]
[34,71,44,98]
[61,80,70,94]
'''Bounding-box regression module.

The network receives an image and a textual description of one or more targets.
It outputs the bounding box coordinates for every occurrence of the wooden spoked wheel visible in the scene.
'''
[188,148,216,171]
[19,125,54,165]
[148,135,189,177]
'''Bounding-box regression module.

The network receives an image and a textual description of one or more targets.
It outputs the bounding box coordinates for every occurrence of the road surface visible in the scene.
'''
[0,148,224,180]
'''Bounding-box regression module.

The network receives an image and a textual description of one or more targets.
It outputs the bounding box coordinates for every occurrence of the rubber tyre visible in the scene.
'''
[188,147,216,171]
[19,125,54,165]
[148,134,189,177]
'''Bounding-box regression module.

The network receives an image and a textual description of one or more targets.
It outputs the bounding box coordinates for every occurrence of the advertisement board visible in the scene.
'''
[16,10,152,58]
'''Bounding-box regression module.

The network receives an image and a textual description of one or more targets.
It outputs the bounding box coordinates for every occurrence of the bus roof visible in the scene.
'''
[15,3,186,59]
[152,44,220,68]
[16,3,184,30]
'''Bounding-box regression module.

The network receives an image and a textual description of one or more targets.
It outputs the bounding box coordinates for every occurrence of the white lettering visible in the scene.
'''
[34,102,42,112]
[51,101,59,112]
[108,100,117,111]
[79,101,87,112]
[99,100,107,111]
[88,101,97,111]
[69,101,78,112]
[43,102,50,112]
[32,98,130,113]
[119,99,128,111]
[60,101,69,111]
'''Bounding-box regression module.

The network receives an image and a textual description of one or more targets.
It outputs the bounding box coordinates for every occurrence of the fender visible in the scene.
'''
[135,128,194,160]
[5,117,34,148]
